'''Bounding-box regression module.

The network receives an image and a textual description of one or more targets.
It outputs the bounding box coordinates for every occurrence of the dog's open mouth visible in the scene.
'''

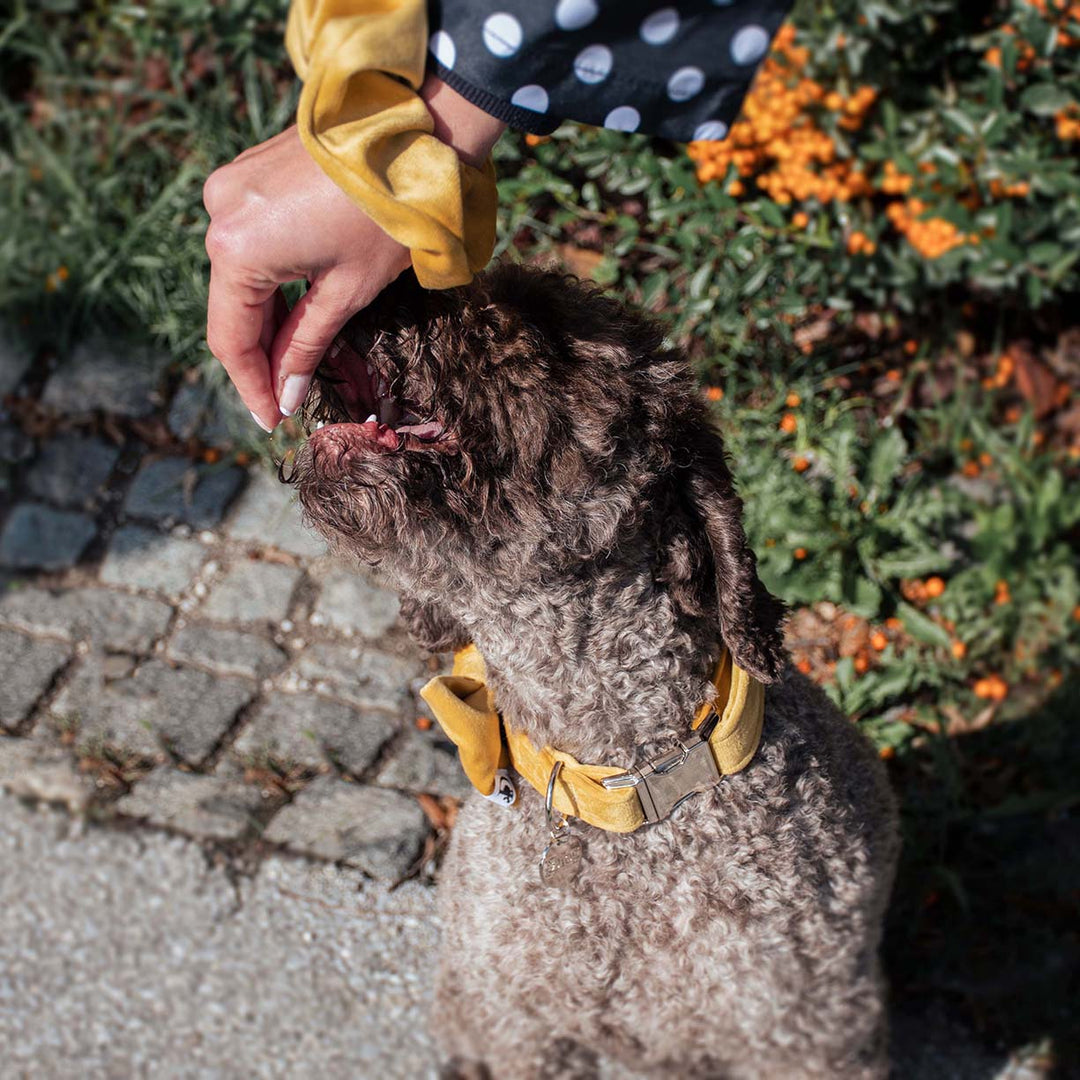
[303,337,455,455]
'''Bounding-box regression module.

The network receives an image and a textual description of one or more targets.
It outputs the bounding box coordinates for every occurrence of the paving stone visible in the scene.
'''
[41,340,167,418]
[202,560,302,624]
[0,734,93,811]
[0,422,34,467]
[0,586,172,652]
[0,504,97,570]
[0,323,32,396]
[123,456,245,529]
[263,776,427,879]
[294,642,422,713]
[24,434,120,508]
[167,623,286,680]
[225,468,326,558]
[232,692,395,774]
[100,525,206,595]
[114,767,266,840]
[167,378,251,446]
[0,628,70,730]
[374,729,473,799]
[51,659,253,764]
[313,568,400,638]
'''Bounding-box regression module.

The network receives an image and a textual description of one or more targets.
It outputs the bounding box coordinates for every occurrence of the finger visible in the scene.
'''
[270,275,373,417]
[258,288,290,358]
[205,264,280,430]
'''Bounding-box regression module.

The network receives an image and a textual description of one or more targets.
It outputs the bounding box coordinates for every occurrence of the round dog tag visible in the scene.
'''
[539,834,584,888]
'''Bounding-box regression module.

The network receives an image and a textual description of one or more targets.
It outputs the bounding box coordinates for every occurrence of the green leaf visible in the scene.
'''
[898,602,953,650]
[867,427,907,494]
[1019,83,1075,117]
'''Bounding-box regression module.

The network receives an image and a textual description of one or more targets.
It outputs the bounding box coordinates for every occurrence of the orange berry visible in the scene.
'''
[885,617,903,631]
[796,658,813,675]
[794,547,808,560]
[951,640,967,660]
[792,211,809,228]
[994,580,1010,605]
[879,745,896,761]
[885,369,902,382]
[924,576,946,598]
[415,716,433,731]
[1073,605,1080,621]
[56,266,70,282]
[962,461,981,478]
[903,339,918,356]
[786,392,801,407]
[780,413,798,433]
[854,655,869,674]
[792,455,811,473]
[870,631,889,651]
[705,386,724,401]
[202,447,221,465]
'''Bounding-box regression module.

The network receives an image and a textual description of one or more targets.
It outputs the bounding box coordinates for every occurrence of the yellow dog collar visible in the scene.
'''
[420,645,765,834]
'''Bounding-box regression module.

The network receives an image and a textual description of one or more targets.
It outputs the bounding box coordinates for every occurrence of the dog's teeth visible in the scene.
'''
[365,413,377,423]
[314,421,326,430]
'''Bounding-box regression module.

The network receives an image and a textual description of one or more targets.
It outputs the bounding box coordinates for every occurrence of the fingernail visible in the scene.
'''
[249,410,274,433]
[279,374,311,417]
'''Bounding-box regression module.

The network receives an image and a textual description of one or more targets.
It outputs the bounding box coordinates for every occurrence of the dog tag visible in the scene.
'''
[539,834,583,888]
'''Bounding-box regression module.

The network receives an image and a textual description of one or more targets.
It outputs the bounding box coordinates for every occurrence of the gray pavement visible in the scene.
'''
[0,791,440,1080]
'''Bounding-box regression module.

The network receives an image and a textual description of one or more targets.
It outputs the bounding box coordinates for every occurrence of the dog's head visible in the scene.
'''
[288,264,785,682]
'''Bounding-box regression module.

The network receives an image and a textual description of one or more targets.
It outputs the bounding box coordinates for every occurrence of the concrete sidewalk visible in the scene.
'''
[0,791,440,1080]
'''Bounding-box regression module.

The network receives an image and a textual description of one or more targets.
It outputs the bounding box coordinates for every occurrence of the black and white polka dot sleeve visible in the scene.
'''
[426,0,792,142]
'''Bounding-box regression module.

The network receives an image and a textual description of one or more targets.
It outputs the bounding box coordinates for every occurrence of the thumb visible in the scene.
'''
[270,275,366,417]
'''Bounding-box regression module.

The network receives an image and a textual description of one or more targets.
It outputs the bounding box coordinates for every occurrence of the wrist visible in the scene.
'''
[420,74,506,169]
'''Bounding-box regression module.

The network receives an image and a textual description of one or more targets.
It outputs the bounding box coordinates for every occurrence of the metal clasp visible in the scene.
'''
[600,706,723,823]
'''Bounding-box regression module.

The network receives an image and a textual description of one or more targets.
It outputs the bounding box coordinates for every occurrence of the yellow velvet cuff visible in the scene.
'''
[286,0,497,289]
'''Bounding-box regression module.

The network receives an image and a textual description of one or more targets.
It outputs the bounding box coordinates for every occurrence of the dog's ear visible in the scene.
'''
[398,596,472,654]
[660,429,787,683]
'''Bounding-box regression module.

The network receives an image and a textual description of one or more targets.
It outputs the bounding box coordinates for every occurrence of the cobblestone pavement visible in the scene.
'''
[0,340,468,887]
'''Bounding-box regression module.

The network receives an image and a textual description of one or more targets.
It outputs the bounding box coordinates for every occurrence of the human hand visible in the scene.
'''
[202,78,505,431]
[202,124,411,430]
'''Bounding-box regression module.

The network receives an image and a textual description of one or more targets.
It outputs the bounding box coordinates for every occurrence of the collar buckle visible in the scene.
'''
[600,705,724,824]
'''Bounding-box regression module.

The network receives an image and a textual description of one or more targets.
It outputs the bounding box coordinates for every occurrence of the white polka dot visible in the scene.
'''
[428,30,456,69]
[573,44,613,84]
[640,7,679,45]
[554,0,599,31]
[730,24,770,65]
[692,120,729,141]
[667,66,705,102]
[483,12,524,58]
[604,106,641,132]
[511,84,549,113]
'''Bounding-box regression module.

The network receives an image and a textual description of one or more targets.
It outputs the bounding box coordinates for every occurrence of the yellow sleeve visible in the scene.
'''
[285,0,497,289]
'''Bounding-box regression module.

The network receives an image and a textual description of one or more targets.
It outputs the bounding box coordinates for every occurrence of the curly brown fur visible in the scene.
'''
[287,265,899,1078]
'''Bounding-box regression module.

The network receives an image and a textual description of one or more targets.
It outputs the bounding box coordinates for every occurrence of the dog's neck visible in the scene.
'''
[462,558,723,767]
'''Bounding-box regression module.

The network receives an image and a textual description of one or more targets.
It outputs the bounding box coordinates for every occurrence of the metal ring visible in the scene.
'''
[545,760,563,828]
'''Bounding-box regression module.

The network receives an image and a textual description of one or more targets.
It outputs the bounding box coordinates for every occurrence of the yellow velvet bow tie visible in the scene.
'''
[420,645,766,834]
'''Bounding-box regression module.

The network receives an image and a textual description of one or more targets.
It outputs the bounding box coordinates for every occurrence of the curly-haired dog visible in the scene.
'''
[287,265,900,1079]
